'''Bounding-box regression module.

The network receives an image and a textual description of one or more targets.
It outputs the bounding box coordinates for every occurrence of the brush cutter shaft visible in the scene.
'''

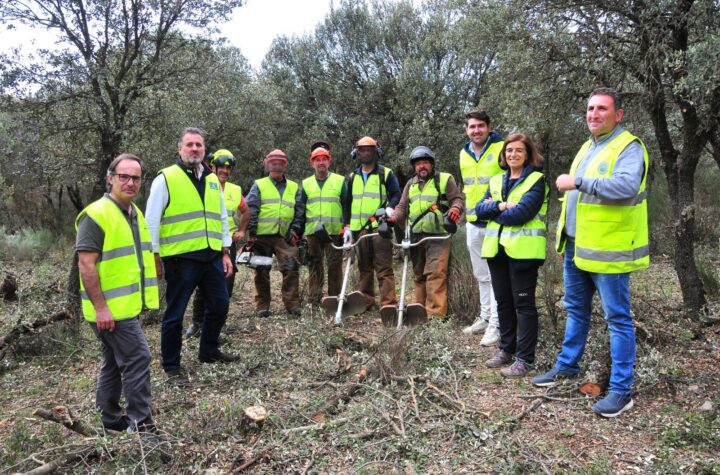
[334,256,354,325]
[397,252,410,330]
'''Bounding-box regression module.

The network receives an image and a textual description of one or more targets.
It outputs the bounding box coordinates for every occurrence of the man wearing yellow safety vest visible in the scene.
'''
[532,88,649,419]
[459,111,504,346]
[187,149,250,338]
[343,136,401,310]
[393,146,464,318]
[246,149,304,317]
[76,154,159,432]
[146,128,239,382]
[300,143,350,304]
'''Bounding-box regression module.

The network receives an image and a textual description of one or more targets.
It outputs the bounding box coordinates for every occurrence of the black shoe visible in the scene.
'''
[256,309,271,318]
[288,306,302,317]
[103,416,130,432]
[186,323,201,338]
[165,367,190,385]
[199,351,240,364]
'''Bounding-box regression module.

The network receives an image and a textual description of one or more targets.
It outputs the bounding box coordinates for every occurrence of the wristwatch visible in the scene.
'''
[222,249,231,255]
[574,177,583,189]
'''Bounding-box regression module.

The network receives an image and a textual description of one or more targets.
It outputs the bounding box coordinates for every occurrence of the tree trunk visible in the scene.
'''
[672,171,706,316]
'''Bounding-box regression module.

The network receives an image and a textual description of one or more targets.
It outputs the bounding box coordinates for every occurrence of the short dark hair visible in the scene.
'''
[107,153,143,176]
[177,127,207,147]
[589,87,623,110]
[499,133,544,170]
[465,110,491,127]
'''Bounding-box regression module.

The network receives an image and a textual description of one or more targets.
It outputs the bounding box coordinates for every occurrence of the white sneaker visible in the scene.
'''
[479,325,499,346]
[462,318,489,335]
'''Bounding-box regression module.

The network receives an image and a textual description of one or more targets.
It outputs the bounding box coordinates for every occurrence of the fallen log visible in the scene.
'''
[312,383,363,419]
[33,405,95,437]
[0,310,73,361]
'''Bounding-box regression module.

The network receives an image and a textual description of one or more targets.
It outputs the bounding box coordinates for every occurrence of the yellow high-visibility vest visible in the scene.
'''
[408,173,451,234]
[482,171,548,259]
[223,182,243,234]
[256,176,298,236]
[76,197,159,322]
[158,165,223,257]
[303,173,344,236]
[556,130,649,273]
[349,166,392,231]
[459,141,504,223]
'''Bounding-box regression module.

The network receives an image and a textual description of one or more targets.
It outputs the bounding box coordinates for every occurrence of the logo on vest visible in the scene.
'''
[597,163,610,175]
[209,182,219,190]
[486,154,494,162]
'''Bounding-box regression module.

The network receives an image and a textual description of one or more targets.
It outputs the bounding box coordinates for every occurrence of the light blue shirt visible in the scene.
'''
[565,126,645,238]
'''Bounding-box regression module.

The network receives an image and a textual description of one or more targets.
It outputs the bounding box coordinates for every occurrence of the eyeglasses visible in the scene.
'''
[112,173,142,184]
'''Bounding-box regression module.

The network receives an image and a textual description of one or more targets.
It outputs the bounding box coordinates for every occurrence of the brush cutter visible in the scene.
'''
[321,230,379,325]
[380,223,451,329]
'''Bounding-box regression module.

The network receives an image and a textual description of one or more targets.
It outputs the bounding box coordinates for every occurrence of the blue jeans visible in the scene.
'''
[161,256,229,370]
[555,240,635,397]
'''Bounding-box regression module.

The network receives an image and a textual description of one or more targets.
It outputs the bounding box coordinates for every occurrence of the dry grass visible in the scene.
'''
[1,244,719,474]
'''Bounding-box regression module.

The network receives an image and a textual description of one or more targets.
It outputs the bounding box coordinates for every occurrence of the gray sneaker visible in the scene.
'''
[485,350,513,368]
[500,360,533,378]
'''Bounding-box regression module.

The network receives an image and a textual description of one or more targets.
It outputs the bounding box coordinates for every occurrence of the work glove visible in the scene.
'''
[384,207,395,222]
[288,230,299,246]
[447,207,461,223]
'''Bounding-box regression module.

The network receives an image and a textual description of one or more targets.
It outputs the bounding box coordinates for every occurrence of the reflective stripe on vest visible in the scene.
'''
[408,172,451,234]
[556,130,650,273]
[75,197,159,322]
[223,182,243,234]
[481,171,548,260]
[256,177,298,236]
[459,142,504,222]
[350,166,392,231]
[303,173,344,236]
[158,165,223,257]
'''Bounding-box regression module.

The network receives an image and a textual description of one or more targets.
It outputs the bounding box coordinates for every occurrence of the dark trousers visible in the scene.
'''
[253,235,300,310]
[161,255,229,370]
[356,231,397,308]
[192,243,237,325]
[91,317,153,430]
[487,247,541,364]
[306,234,343,303]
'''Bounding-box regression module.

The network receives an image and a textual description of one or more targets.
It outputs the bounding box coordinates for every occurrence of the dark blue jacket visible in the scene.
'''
[475,164,546,226]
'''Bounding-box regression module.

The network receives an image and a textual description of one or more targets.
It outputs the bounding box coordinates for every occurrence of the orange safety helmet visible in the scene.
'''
[310,147,332,163]
[356,136,378,148]
[264,149,288,165]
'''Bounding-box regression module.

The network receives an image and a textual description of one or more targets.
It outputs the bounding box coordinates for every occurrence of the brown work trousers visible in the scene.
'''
[356,231,397,308]
[253,235,301,311]
[306,234,344,304]
[410,233,451,317]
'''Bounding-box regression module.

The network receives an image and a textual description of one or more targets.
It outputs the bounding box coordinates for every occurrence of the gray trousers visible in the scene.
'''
[90,317,153,430]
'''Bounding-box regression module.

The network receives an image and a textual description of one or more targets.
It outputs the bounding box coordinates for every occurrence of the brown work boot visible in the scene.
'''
[485,350,513,368]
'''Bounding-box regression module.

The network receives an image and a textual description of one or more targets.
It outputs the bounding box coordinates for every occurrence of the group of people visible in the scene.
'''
[75,87,649,435]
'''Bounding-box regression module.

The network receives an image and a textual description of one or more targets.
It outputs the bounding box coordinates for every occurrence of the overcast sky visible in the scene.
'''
[0,0,334,69]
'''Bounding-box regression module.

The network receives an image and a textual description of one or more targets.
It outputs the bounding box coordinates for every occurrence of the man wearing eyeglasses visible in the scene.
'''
[75,154,159,432]
[145,127,239,384]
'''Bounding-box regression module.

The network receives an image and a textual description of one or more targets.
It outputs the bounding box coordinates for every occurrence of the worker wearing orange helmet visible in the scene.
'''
[343,136,401,310]
[299,143,350,304]
[245,149,304,317]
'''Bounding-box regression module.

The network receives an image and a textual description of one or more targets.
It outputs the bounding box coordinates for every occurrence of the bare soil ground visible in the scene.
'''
[1,248,719,474]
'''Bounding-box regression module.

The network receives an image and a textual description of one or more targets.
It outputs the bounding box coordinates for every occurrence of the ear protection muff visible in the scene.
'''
[351,142,383,161]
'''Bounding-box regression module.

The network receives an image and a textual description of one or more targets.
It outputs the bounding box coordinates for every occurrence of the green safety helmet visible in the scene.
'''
[211,149,236,167]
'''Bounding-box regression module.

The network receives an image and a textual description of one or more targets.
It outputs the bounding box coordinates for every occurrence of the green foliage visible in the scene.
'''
[695,251,720,299]
[0,226,57,262]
